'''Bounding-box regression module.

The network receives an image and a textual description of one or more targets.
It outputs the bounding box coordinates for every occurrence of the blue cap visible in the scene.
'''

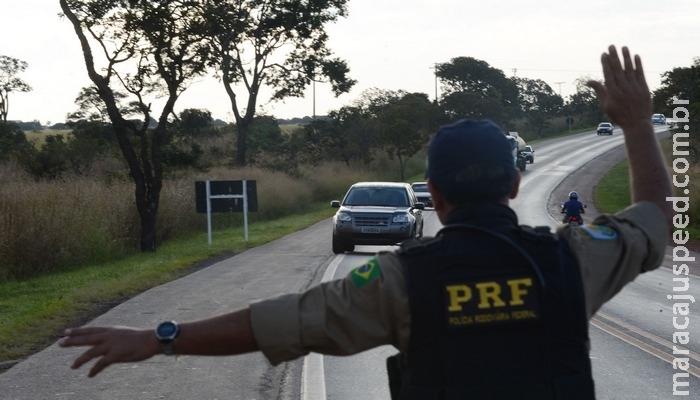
[426,119,516,202]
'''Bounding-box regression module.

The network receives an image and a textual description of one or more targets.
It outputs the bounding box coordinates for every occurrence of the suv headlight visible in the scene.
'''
[336,212,352,222]
[392,213,410,223]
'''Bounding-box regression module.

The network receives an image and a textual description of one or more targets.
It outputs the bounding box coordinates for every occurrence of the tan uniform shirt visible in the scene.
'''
[250,201,668,366]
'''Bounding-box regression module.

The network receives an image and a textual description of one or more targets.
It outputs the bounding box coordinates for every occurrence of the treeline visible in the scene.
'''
[2,51,698,280]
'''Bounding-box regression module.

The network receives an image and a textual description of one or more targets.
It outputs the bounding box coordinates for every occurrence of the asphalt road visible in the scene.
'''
[1,126,697,399]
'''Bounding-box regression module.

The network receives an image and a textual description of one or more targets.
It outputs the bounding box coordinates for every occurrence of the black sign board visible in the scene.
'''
[195,180,258,213]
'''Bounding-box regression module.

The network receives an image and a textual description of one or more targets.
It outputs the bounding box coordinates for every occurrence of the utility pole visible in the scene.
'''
[431,64,439,103]
[312,79,316,120]
[554,81,565,97]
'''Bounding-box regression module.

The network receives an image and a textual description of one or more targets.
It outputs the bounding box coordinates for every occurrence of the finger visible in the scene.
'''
[63,327,108,339]
[88,356,113,378]
[607,45,625,87]
[622,46,635,82]
[600,53,615,90]
[60,332,102,347]
[71,344,107,369]
[586,80,606,99]
[634,54,649,90]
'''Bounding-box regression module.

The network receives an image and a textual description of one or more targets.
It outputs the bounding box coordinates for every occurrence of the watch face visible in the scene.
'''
[157,321,178,339]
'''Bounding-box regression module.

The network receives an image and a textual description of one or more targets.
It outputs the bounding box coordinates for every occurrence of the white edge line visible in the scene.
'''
[301,254,344,400]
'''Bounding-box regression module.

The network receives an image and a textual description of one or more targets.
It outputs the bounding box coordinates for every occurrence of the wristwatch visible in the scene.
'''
[155,320,180,355]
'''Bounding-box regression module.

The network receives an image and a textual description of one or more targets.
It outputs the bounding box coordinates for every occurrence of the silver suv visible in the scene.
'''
[331,182,425,253]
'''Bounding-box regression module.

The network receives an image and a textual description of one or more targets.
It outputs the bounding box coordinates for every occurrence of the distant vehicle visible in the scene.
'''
[506,135,527,171]
[596,122,614,135]
[652,114,666,125]
[521,145,535,164]
[330,182,424,254]
[411,182,433,207]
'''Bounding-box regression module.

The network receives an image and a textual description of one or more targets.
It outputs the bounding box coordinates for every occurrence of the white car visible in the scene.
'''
[652,113,666,125]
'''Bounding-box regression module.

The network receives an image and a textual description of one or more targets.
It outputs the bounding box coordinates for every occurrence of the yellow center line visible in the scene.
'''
[591,312,700,378]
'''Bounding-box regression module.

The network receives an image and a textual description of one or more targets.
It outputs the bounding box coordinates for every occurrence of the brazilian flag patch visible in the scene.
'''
[580,224,619,240]
[349,258,382,288]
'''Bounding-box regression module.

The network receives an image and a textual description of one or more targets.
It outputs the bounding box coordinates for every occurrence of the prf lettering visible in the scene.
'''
[446,278,533,311]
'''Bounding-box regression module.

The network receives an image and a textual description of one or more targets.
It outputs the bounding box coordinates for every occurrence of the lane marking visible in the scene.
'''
[301,254,344,400]
[592,312,700,378]
[596,311,700,364]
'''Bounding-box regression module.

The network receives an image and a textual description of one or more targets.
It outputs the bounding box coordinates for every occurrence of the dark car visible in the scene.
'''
[411,181,433,207]
[331,182,425,254]
[652,113,666,125]
[596,122,614,135]
[521,145,534,163]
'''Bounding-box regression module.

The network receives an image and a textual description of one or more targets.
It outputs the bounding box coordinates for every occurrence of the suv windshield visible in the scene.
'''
[344,187,408,207]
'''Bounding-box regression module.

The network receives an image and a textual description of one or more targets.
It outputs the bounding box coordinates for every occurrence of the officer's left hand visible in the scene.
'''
[587,45,652,129]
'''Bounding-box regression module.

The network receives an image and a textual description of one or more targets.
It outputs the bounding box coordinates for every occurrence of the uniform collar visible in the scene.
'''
[442,202,519,230]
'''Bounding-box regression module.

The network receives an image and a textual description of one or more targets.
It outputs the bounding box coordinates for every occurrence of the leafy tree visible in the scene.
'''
[67,121,117,175]
[60,0,213,251]
[0,55,32,123]
[372,91,441,180]
[653,57,700,163]
[653,57,700,114]
[435,56,518,124]
[67,86,137,124]
[566,76,601,126]
[247,115,283,164]
[175,108,215,138]
[0,121,30,162]
[440,91,503,121]
[20,134,70,181]
[309,104,379,167]
[16,120,43,131]
[513,77,563,138]
[206,0,356,166]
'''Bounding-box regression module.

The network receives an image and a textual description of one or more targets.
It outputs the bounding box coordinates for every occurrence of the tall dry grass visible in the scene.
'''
[0,149,426,281]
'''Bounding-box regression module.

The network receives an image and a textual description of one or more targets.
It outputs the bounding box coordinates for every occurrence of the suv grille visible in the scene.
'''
[355,215,390,227]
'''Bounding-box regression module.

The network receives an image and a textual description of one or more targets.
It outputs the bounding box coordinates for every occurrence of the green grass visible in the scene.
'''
[594,159,631,213]
[0,205,335,364]
[594,158,700,240]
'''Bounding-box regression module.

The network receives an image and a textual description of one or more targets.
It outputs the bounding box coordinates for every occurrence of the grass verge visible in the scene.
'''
[594,156,700,240]
[0,204,335,366]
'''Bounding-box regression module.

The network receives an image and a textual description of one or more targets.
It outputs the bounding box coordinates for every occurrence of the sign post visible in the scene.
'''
[195,180,258,245]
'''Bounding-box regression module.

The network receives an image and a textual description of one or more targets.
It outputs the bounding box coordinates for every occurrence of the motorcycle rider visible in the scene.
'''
[561,191,585,223]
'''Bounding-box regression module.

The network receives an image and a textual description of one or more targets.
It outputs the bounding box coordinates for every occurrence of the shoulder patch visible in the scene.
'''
[580,224,618,240]
[349,257,382,288]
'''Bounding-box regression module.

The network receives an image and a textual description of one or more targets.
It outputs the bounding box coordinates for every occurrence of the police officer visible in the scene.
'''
[561,190,585,223]
[60,45,673,399]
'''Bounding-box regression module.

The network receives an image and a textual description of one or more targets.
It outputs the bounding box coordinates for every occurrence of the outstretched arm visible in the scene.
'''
[587,45,673,231]
[59,307,258,378]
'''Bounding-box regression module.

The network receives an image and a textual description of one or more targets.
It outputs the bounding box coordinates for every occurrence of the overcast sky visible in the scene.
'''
[2,0,699,125]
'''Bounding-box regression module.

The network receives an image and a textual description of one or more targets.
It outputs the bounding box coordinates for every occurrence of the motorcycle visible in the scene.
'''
[563,214,583,226]
[560,203,586,226]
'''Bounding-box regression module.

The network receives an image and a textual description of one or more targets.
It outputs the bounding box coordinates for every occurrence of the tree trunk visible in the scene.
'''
[235,121,249,167]
[137,193,158,252]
